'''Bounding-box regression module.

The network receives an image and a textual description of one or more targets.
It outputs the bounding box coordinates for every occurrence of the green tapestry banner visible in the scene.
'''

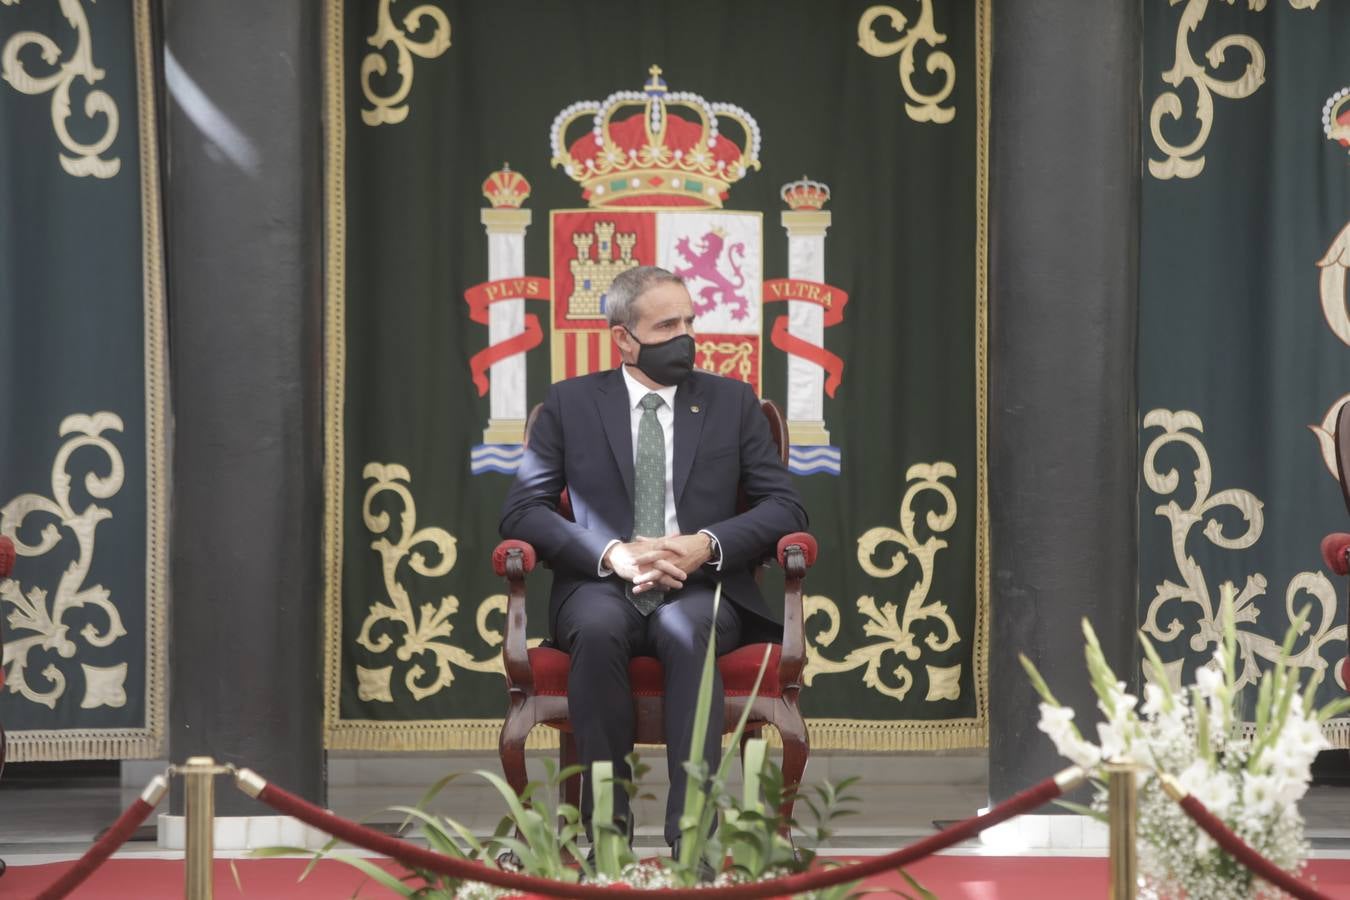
[324,0,990,751]
[1140,0,1350,744]
[0,0,167,761]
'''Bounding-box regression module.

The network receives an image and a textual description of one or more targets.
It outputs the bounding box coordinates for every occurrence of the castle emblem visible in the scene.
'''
[465,67,848,476]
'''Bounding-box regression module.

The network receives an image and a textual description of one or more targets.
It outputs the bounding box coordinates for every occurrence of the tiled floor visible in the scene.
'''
[1,751,1348,867]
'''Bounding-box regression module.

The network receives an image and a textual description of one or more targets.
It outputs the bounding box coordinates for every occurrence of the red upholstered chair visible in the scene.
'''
[1321,401,1350,689]
[493,398,816,830]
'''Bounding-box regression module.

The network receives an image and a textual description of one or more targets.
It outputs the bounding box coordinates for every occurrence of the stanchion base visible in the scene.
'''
[157,814,329,851]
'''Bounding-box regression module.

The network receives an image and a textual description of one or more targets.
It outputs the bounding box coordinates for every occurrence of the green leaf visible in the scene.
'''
[255,846,420,897]
[1019,652,1060,706]
[387,806,468,859]
[897,869,938,900]
[677,583,725,881]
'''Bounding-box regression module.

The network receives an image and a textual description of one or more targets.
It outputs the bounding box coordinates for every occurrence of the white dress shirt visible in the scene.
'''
[597,366,722,575]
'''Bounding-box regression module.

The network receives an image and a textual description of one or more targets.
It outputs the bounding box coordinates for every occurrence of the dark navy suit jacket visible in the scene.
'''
[499,368,809,641]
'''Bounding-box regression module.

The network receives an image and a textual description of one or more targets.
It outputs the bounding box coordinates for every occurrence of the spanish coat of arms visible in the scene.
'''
[464,66,848,476]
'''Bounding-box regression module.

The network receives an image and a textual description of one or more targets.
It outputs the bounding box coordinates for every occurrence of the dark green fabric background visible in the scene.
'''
[0,1,156,755]
[1140,0,1350,724]
[334,0,984,745]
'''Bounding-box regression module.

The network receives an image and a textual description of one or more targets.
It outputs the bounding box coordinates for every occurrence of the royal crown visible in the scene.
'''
[1324,88,1350,149]
[781,175,831,211]
[550,65,762,209]
[482,163,531,209]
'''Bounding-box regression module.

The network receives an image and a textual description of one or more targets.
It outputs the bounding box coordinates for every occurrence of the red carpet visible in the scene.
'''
[5,855,1350,898]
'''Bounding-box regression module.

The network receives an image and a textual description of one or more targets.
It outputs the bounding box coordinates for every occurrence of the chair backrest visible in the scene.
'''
[1337,400,1350,515]
[522,393,791,520]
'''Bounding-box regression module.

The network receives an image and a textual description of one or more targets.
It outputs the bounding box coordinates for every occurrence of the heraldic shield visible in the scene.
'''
[466,66,846,477]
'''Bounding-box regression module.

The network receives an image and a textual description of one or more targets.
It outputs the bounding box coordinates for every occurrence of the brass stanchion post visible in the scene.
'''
[1107,761,1138,900]
[181,756,228,900]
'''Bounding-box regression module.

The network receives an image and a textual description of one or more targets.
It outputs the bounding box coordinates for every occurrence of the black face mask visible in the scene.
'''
[625,329,696,386]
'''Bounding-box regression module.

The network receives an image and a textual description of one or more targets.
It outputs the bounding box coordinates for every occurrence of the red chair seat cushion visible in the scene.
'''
[527,643,782,699]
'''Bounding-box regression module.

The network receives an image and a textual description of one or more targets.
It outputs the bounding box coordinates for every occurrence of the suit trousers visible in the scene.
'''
[554,579,743,845]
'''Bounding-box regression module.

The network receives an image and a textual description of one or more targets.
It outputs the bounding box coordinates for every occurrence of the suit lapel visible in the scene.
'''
[673,375,706,505]
[596,370,634,505]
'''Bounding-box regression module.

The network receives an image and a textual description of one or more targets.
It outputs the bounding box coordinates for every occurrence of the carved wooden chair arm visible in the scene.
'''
[492,540,536,690]
[775,532,817,690]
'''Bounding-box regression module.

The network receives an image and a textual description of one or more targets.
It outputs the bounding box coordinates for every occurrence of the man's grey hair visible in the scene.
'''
[605,266,685,329]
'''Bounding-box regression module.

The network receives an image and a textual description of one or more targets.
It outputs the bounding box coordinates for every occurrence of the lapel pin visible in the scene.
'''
[690,404,700,413]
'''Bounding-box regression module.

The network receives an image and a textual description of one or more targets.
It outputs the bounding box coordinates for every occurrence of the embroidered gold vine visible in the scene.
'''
[856,3,955,124]
[804,462,962,702]
[1142,409,1344,693]
[356,463,502,703]
[360,0,450,126]
[1,413,128,709]
[1,0,121,178]
[1148,0,1317,181]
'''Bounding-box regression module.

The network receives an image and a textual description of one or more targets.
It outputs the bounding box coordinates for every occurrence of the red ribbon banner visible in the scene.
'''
[761,278,850,398]
[463,277,552,396]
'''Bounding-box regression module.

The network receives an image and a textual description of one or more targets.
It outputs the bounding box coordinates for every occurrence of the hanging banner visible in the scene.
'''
[0,0,168,761]
[1140,0,1350,742]
[324,0,990,751]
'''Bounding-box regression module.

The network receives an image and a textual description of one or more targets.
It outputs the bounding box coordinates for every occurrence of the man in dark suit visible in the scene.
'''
[499,265,807,857]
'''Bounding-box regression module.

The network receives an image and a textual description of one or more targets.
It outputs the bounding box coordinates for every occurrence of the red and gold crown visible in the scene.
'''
[482,163,531,209]
[550,65,762,209]
[1325,88,1350,150]
[781,175,830,211]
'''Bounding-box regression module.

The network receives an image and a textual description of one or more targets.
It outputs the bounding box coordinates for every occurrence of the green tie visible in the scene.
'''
[630,392,666,615]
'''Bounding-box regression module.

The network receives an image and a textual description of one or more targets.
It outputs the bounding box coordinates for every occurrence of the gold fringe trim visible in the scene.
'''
[320,0,350,748]
[970,0,992,750]
[325,717,988,753]
[328,720,561,752]
[8,729,162,763]
[1321,717,1350,750]
[133,0,169,764]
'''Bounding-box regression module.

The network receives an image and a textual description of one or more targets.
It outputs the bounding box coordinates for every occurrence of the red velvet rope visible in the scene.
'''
[1176,795,1331,900]
[253,772,1066,898]
[35,798,156,900]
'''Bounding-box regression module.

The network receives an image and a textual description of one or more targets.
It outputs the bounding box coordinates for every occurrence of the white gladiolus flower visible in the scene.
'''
[1241,772,1280,821]
[1141,682,1167,717]
[1024,617,1324,899]
[1097,719,1129,761]
[1178,761,1236,818]
[1194,664,1223,698]
[1036,703,1101,769]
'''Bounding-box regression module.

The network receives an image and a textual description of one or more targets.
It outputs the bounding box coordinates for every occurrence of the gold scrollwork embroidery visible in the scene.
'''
[358,462,501,702]
[1,0,121,178]
[1142,409,1344,692]
[360,0,450,126]
[804,462,960,702]
[1,412,127,708]
[1148,0,1316,181]
[857,3,955,124]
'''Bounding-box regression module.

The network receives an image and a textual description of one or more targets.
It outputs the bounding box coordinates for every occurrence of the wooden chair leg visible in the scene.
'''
[559,730,581,811]
[775,705,810,839]
[498,699,535,798]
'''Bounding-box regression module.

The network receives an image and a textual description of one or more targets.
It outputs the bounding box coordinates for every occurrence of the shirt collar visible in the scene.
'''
[620,364,678,410]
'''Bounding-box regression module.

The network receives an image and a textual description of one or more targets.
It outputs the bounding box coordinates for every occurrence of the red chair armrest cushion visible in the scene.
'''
[1322,533,1350,576]
[777,532,817,569]
[493,540,537,577]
